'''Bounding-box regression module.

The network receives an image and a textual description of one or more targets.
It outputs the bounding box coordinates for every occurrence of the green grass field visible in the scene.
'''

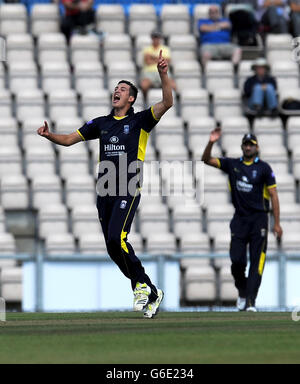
[0,312,299,364]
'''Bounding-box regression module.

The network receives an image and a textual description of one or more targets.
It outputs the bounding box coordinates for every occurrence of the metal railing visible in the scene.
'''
[1,252,300,312]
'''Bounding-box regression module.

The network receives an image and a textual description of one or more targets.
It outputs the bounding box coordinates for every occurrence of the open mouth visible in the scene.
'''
[113,94,121,102]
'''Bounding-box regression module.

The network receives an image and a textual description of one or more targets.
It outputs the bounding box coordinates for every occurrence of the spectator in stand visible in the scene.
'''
[198,5,241,68]
[57,0,95,41]
[290,0,300,37]
[257,0,289,34]
[140,30,176,98]
[244,58,278,116]
[223,0,258,45]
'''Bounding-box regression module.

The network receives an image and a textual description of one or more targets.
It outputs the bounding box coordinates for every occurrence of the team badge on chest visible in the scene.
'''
[124,125,130,135]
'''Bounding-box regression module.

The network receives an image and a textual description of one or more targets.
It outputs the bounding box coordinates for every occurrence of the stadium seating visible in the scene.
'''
[0,2,299,307]
[0,4,27,36]
[31,4,60,36]
[96,4,125,34]
[129,4,157,37]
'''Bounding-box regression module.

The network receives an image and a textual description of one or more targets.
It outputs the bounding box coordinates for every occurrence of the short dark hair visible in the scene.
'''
[118,80,138,106]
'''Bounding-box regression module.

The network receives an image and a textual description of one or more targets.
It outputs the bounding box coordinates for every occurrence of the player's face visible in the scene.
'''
[112,84,134,109]
[242,142,258,159]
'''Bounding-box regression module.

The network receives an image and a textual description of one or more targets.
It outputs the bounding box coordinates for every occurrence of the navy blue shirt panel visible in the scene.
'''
[76,108,159,195]
[218,157,277,216]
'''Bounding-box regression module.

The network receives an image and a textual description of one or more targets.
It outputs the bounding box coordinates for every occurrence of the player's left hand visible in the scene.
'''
[157,50,169,75]
[273,224,283,239]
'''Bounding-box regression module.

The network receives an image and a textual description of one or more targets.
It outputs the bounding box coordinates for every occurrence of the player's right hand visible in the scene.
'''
[210,127,222,143]
[37,121,50,138]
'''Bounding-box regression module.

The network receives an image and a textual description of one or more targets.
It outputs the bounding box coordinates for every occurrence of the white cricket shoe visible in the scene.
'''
[246,306,258,313]
[144,289,164,319]
[236,297,246,311]
[133,282,151,312]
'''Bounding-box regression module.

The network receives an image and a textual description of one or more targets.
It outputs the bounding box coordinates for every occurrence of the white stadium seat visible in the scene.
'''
[41,62,71,93]
[80,89,111,122]
[0,146,22,177]
[8,61,38,94]
[37,33,68,64]
[266,34,293,51]
[16,89,45,122]
[65,174,96,209]
[70,34,100,65]
[25,144,56,180]
[129,4,157,37]
[0,118,18,147]
[0,207,6,233]
[39,204,69,239]
[180,89,210,120]
[205,61,234,94]
[161,4,191,36]
[0,4,27,35]
[6,34,34,64]
[31,4,60,36]
[213,89,243,119]
[45,234,76,256]
[271,61,299,91]
[139,204,170,236]
[96,5,125,34]
[48,90,78,123]
[0,233,16,264]
[57,144,89,179]
[71,205,102,238]
[183,265,217,302]
[78,233,107,256]
[180,232,211,255]
[0,63,5,89]
[172,205,202,237]
[32,175,62,209]
[55,117,84,135]
[0,267,22,302]
[74,62,104,94]
[103,34,132,66]
[173,60,202,91]
[146,233,177,255]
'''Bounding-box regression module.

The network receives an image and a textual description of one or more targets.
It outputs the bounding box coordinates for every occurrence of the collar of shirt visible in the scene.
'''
[110,107,135,119]
[240,157,260,165]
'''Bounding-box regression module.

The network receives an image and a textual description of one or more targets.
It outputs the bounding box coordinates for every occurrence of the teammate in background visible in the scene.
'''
[202,127,283,312]
[37,51,173,319]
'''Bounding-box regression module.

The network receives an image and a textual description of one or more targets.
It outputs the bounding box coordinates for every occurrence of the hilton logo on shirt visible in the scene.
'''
[110,136,119,144]
[105,136,125,152]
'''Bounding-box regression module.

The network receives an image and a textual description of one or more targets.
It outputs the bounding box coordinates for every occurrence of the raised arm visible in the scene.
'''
[37,121,82,147]
[268,187,283,239]
[151,50,173,120]
[202,126,222,168]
